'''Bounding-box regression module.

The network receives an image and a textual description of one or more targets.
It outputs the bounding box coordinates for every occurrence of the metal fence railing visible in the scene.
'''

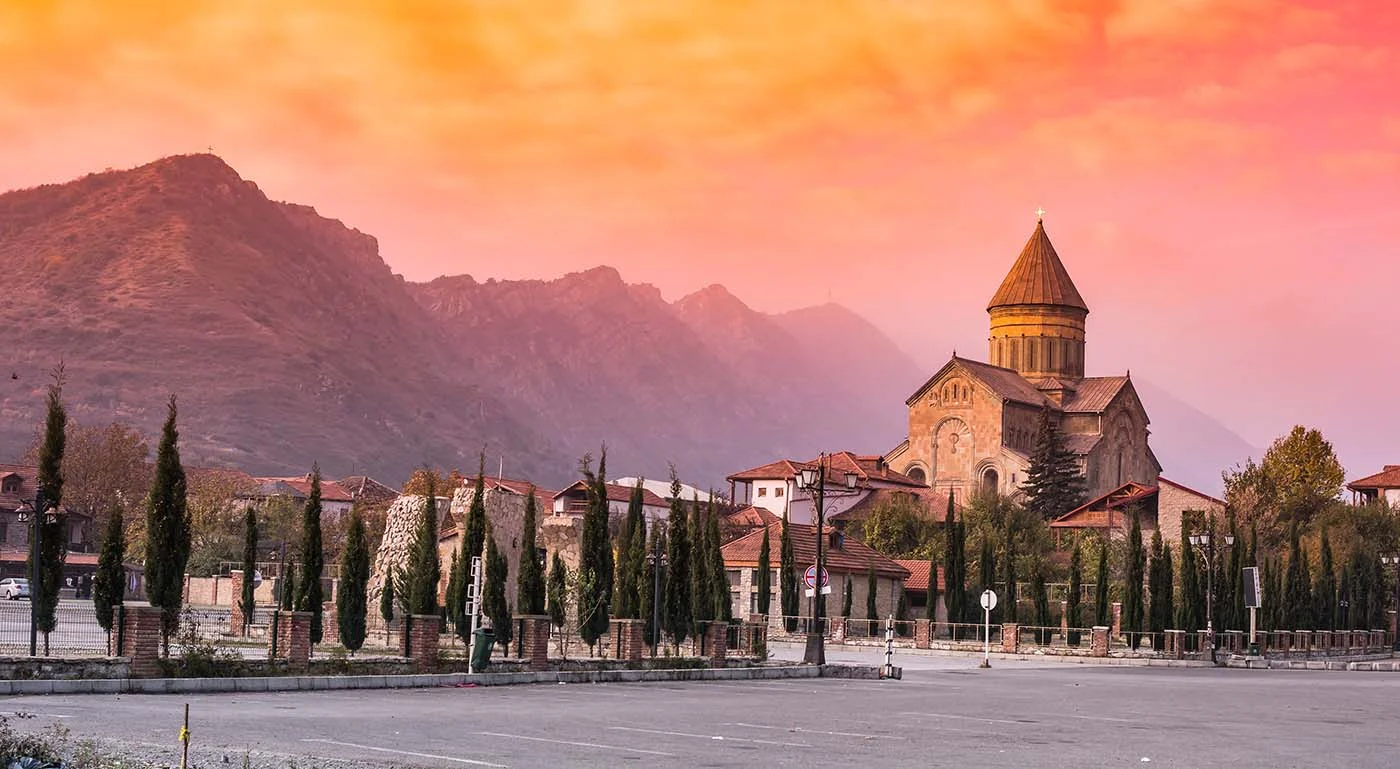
[0,599,112,657]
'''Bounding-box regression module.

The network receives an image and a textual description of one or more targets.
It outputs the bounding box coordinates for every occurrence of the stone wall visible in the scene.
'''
[540,513,584,572]
[439,485,537,609]
[369,494,439,608]
[0,656,130,680]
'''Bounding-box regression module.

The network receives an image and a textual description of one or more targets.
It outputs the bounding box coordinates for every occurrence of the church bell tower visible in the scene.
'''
[987,217,1089,380]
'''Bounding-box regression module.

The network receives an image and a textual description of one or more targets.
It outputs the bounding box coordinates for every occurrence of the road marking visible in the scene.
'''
[302,739,507,767]
[723,722,905,740]
[608,725,808,748]
[478,731,674,757]
[899,711,1025,725]
[1060,713,1137,724]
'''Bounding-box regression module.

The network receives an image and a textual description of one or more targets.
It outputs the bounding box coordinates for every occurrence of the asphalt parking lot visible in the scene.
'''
[7,651,1400,768]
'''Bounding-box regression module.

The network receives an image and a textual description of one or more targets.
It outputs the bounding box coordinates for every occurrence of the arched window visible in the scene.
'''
[982,468,1000,495]
[906,466,927,485]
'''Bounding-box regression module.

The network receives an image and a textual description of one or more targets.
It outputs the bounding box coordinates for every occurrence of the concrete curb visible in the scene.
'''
[0,663,882,697]
[1225,656,1400,671]
[768,639,1215,667]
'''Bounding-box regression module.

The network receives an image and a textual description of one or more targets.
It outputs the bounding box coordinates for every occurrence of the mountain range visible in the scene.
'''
[0,155,1256,492]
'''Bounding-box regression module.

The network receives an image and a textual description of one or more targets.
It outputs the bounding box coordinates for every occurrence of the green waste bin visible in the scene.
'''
[471,628,495,670]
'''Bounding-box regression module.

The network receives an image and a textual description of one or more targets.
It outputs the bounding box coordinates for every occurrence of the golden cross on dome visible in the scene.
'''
[1035,207,1046,222]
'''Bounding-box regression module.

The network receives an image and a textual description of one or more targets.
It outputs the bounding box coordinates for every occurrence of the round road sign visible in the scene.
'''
[980,589,998,611]
[803,564,829,589]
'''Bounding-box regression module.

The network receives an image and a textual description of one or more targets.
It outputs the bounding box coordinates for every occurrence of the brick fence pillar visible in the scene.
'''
[402,614,441,669]
[228,570,247,637]
[322,602,338,647]
[518,615,551,671]
[1111,602,1122,639]
[1001,623,1019,654]
[831,617,847,644]
[118,604,165,678]
[1090,626,1109,658]
[610,618,644,662]
[914,618,931,649]
[1165,629,1185,660]
[705,621,728,662]
[273,610,312,669]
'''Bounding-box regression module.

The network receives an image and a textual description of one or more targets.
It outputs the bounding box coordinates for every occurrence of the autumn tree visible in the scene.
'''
[26,421,149,544]
[1225,426,1346,545]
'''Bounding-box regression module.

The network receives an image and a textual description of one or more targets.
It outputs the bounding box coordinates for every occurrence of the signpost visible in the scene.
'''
[1243,566,1262,656]
[803,564,831,598]
[979,589,997,669]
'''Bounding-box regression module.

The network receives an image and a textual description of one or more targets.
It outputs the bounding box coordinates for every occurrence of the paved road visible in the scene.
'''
[7,651,1400,768]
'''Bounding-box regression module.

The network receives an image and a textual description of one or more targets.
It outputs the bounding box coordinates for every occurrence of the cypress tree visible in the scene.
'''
[32,372,66,653]
[865,565,878,625]
[338,506,369,653]
[281,562,296,611]
[483,532,513,652]
[144,395,190,654]
[614,480,643,618]
[1094,540,1110,627]
[517,487,546,616]
[93,496,126,634]
[1066,539,1083,646]
[1002,528,1018,622]
[547,552,567,630]
[1178,528,1200,637]
[577,451,613,651]
[941,492,957,630]
[925,541,939,621]
[238,507,257,635]
[1032,562,1051,645]
[1314,527,1336,631]
[295,464,326,645]
[979,536,998,624]
[1366,552,1386,629]
[1284,522,1312,630]
[1148,528,1167,649]
[1225,512,1244,632]
[689,495,712,637]
[641,527,664,649]
[405,477,441,616]
[464,456,488,567]
[1122,511,1145,649]
[447,545,469,643]
[1336,562,1351,630]
[949,496,968,631]
[625,491,648,621]
[779,515,796,633]
[664,470,694,645]
[1161,538,1174,640]
[380,569,395,635]
[707,501,731,622]
[841,576,853,618]
[756,526,772,616]
[1020,406,1087,520]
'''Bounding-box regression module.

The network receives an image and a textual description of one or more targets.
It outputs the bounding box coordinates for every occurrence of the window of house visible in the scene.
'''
[757,487,767,497]
[750,593,759,615]
[750,569,759,584]
[0,476,19,494]
[775,486,784,497]
[727,569,741,587]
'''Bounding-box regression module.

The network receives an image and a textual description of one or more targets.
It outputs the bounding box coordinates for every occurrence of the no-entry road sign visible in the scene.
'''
[804,564,829,589]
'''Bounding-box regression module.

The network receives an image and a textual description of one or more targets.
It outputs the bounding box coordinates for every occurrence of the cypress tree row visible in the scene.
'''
[1314,528,1336,631]
[756,526,772,616]
[405,476,441,616]
[483,533,512,652]
[144,395,190,655]
[779,515,797,633]
[1148,528,1167,649]
[338,506,370,654]
[1002,528,1018,623]
[1178,528,1200,639]
[979,536,998,624]
[664,471,694,646]
[865,566,878,628]
[1225,512,1244,632]
[624,489,648,621]
[93,496,126,635]
[238,507,257,635]
[295,464,325,645]
[517,487,546,616]
[614,481,643,617]
[841,576,853,618]
[1032,562,1051,645]
[1122,511,1145,649]
[32,373,66,653]
[706,501,731,622]
[1284,522,1313,630]
[689,496,712,638]
[577,451,613,651]
[546,553,568,631]
[1066,539,1082,646]
[1094,540,1110,628]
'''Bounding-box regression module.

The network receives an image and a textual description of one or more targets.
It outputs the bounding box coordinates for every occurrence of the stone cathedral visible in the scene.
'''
[885,218,1160,502]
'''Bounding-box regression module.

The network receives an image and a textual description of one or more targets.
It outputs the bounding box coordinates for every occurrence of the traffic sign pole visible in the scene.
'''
[979,589,997,669]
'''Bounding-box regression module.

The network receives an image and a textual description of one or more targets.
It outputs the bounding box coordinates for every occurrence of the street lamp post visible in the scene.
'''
[1380,554,1400,651]
[794,454,860,666]
[15,489,59,657]
[648,531,666,657]
[1189,529,1235,665]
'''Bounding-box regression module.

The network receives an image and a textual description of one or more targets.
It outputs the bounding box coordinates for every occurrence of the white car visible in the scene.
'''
[0,577,30,600]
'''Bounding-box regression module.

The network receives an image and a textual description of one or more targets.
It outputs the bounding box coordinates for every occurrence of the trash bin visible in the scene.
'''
[471,628,495,670]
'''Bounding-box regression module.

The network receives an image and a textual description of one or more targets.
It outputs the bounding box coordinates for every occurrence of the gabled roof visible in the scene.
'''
[252,476,356,503]
[337,475,401,502]
[1062,377,1129,414]
[1156,477,1226,507]
[1062,434,1102,456]
[553,481,669,508]
[728,452,925,489]
[987,220,1089,312]
[478,476,556,511]
[0,464,36,512]
[727,459,805,482]
[907,356,1051,409]
[1348,465,1400,491]
[721,522,910,580]
[1049,481,1158,529]
[893,560,945,593]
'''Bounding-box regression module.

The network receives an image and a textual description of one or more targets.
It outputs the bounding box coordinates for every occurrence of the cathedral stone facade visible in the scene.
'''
[885,219,1160,502]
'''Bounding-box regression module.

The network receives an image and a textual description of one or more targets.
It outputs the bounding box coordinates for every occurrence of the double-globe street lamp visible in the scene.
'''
[1188,528,1235,664]
[13,489,61,657]
[794,454,860,666]
[1380,553,1400,651]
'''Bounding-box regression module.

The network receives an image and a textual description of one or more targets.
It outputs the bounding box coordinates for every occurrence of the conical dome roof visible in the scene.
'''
[987,221,1088,312]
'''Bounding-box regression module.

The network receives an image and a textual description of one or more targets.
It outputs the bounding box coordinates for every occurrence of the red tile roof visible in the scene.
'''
[893,560,945,592]
[726,459,804,482]
[1348,465,1400,491]
[721,522,910,580]
[0,464,38,512]
[728,452,925,489]
[1,548,99,566]
[553,481,669,508]
[481,476,557,511]
[721,505,780,529]
[257,476,357,503]
[987,220,1089,312]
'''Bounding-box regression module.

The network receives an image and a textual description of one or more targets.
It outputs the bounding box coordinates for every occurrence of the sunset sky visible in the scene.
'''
[3,1,1398,479]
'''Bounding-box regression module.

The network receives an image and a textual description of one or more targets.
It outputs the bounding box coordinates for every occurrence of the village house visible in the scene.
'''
[726,451,928,526]
[894,559,947,624]
[0,463,97,581]
[551,481,670,522]
[1347,465,1400,506]
[1047,476,1224,546]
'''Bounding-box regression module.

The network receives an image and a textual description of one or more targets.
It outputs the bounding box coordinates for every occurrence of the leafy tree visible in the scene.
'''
[706,501,731,622]
[641,527,665,649]
[404,476,440,616]
[1313,528,1336,631]
[25,420,149,546]
[93,496,127,634]
[1122,511,1145,649]
[850,494,938,559]
[1148,528,1167,649]
[295,465,326,644]
[756,525,772,616]
[1066,539,1082,646]
[1224,426,1346,545]
[483,533,513,653]
[547,552,568,630]
[238,507,257,635]
[30,371,67,653]
[1284,522,1312,630]
[338,506,370,653]
[1031,561,1052,645]
[576,450,613,651]
[778,516,797,633]
[380,570,396,629]
[518,486,546,616]
[1020,407,1087,520]
[841,576,853,618]
[865,565,878,627]
[1094,539,1110,627]
[144,395,190,654]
